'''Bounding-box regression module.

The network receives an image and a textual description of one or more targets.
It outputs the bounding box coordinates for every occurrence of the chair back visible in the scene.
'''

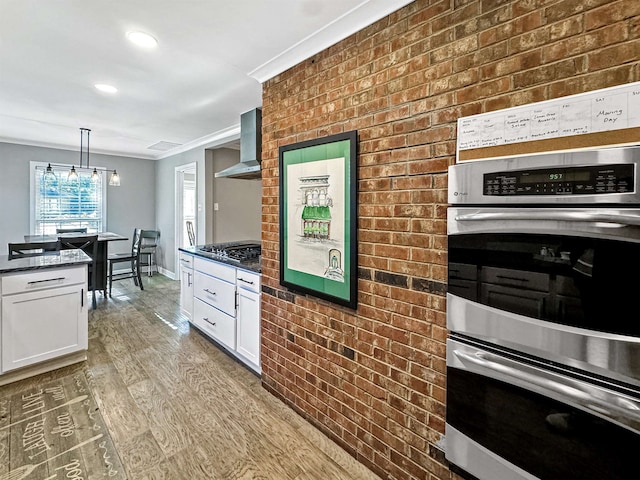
[56,227,88,234]
[59,235,99,299]
[131,228,143,257]
[59,235,98,256]
[8,241,61,259]
[186,221,195,246]
[140,230,160,250]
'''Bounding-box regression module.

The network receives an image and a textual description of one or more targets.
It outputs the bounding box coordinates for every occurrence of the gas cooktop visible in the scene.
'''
[199,241,261,262]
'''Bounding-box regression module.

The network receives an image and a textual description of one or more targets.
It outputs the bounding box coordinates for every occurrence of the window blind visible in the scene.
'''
[33,163,106,235]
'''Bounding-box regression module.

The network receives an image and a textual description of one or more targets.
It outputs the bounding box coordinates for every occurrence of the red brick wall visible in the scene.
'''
[259,1,640,479]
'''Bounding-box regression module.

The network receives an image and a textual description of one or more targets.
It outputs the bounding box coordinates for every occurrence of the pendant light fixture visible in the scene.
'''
[109,170,121,186]
[43,162,56,181]
[69,127,91,180]
[68,165,78,180]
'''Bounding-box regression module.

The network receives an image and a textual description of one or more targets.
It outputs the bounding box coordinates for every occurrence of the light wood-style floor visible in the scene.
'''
[1,274,382,480]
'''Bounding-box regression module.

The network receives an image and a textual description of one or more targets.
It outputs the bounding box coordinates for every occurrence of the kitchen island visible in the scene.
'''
[179,243,261,373]
[0,249,92,385]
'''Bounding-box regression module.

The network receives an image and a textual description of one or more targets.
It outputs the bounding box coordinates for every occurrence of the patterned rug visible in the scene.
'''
[0,372,126,480]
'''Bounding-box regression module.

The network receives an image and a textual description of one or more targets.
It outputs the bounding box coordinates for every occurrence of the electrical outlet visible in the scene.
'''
[214,202,219,211]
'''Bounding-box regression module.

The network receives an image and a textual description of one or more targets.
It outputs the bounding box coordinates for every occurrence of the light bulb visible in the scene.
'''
[109,170,120,186]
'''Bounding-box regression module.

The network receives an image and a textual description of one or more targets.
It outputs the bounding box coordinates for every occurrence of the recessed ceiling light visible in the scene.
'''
[95,84,118,93]
[127,31,158,48]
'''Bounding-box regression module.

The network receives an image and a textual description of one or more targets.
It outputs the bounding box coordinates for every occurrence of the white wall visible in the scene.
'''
[211,148,262,243]
[156,146,262,278]
[0,142,155,256]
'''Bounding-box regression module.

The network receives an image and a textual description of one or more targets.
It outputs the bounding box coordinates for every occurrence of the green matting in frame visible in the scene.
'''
[279,130,357,309]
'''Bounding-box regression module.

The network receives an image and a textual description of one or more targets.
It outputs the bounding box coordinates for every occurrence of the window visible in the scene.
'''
[30,161,107,234]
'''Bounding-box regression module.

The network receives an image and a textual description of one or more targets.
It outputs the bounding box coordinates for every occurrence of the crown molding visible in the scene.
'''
[248,0,414,83]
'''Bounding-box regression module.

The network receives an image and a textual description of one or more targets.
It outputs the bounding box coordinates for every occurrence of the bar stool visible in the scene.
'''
[140,230,160,276]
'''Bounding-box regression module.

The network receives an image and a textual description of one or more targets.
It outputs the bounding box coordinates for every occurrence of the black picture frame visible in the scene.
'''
[279,130,358,309]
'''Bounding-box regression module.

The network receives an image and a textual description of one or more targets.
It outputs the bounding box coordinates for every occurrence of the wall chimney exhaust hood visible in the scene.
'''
[215,108,262,179]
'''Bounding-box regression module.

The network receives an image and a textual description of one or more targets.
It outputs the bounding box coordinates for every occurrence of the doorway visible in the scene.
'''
[175,163,197,265]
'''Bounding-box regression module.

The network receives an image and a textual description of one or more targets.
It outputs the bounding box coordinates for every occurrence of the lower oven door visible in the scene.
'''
[445,336,640,480]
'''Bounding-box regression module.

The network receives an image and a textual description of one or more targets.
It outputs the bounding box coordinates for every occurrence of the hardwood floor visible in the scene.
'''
[1,274,382,480]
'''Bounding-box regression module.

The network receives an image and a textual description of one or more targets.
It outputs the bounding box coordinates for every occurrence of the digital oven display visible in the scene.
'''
[483,163,633,196]
[519,171,591,183]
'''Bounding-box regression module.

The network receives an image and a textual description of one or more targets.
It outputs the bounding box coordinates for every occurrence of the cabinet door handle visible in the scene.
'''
[81,288,84,308]
[237,277,254,285]
[28,276,66,285]
[204,288,216,295]
[187,272,192,287]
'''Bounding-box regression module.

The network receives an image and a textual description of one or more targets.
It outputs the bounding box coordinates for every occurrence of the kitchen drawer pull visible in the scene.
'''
[180,258,191,263]
[238,277,254,285]
[203,317,216,326]
[28,276,66,285]
[204,288,216,295]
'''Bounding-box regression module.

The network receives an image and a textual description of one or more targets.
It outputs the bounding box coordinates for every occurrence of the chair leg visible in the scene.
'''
[136,259,144,291]
[109,261,113,297]
[131,259,138,286]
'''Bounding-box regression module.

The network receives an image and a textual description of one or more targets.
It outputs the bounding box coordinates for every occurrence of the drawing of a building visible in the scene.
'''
[299,175,332,239]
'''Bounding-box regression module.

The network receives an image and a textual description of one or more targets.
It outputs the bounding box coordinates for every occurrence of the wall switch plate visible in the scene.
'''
[214,202,219,211]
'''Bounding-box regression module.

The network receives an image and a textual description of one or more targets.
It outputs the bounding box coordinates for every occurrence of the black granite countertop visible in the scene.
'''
[0,250,92,274]
[179,246,261,274]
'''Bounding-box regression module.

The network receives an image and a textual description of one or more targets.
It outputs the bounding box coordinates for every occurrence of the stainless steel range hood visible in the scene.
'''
[215,108,262,179]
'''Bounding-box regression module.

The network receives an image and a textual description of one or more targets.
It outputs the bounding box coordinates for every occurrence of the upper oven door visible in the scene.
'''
[447,205,640,387]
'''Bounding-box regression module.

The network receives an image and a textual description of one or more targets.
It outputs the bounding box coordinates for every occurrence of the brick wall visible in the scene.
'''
[259,1,640,479]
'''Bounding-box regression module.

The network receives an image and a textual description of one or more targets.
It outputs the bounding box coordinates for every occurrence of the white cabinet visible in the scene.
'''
[179,252,194,319]
[236,270,261,373]
[193,297,236,349]
[188,255,261,373]
[1,265,88,374]
[193,258,236,350]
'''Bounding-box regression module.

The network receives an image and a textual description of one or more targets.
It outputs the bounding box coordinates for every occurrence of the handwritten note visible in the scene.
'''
[457,81,640,151]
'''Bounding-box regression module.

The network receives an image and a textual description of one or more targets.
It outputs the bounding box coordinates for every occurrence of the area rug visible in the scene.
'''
[0,372,126,480]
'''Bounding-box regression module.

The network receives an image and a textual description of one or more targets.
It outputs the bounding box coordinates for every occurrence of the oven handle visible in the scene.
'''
[454,210,640,226]
[453,348,640,429]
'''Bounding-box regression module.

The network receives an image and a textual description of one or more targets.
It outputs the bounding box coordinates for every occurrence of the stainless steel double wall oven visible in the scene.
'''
[445,146,640,480]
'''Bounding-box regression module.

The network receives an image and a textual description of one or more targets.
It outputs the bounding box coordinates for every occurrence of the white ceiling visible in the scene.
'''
[0,0,413,159]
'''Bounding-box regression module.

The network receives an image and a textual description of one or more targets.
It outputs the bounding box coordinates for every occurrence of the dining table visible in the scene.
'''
[23,232,128,295]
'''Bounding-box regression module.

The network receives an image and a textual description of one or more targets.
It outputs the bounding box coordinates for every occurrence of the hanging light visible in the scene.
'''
[44,163,56,181]
[69,127,91,179]
[68,165,79,180]
[109,170,120,186]
[91,167,100,182]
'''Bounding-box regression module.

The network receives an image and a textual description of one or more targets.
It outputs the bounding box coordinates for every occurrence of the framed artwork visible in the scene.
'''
[279,130,358,309]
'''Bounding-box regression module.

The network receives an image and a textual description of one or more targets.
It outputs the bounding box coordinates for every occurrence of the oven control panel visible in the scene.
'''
[484,163,634,196]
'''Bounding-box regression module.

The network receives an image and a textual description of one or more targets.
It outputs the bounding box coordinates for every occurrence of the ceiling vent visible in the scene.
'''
[148,141,182,151]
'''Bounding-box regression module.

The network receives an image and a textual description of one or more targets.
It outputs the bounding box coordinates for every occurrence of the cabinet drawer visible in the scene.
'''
[1,266,86,296]
[193,297,236,350]
[194,257,235,283]
[194,271,235,316]
[236,269,260,294]
[179,252,194,270]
